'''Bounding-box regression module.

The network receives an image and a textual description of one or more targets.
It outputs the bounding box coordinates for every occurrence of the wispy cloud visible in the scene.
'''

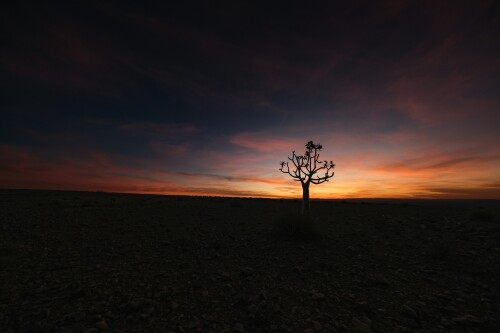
[120,122,199,139]
[373,152,500,175]
[175,171,289,185]
[229,132,304,153]
[420,181,500,199]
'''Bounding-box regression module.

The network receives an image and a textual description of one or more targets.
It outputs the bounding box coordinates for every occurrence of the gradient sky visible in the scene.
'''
[1,1,499,199]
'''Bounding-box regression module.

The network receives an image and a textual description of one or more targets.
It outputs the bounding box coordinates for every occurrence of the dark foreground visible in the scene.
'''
[1,190,499,333]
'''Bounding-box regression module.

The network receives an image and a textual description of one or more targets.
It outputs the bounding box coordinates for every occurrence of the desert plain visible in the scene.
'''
[1,190,499,332]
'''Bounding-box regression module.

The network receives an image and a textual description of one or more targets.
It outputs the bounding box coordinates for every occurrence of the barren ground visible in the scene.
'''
[1,190,499,332]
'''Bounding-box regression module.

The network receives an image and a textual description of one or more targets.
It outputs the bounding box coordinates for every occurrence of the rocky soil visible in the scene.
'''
[1,190,499,332]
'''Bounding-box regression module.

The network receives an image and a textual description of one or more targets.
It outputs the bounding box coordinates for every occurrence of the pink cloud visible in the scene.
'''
[2,139,499,199]
[229,132,304,153]
[0,144,289,198]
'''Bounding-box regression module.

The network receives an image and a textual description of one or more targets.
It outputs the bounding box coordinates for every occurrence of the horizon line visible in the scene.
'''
[2,187,500,201]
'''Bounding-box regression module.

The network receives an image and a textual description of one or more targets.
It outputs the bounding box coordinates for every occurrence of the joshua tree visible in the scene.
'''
[280,141,335,215]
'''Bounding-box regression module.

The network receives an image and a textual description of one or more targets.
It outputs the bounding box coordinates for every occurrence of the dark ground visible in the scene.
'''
[1,190,499,333]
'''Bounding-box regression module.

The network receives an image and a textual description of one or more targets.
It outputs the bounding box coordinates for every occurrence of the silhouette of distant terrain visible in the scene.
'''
[1,190,499,332]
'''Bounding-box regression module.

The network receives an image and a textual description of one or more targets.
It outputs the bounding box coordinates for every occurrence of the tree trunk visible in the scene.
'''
[301,183,310,216]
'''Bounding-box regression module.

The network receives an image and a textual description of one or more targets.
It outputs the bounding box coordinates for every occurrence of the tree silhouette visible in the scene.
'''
[280,141,335,215]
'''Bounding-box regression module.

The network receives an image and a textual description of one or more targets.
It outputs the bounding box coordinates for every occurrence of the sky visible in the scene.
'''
[1,1,499,199]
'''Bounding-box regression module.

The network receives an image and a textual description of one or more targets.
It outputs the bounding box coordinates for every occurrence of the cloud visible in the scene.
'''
[175,171,289,185]
[229,132,305,153]
[149,141,191,158]
[120,122,199,139]
[420,181,500,199]
[0,144,287,197]
[373,152,500,175]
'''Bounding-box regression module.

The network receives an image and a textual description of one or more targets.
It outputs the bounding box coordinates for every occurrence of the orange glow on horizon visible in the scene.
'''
[1,140,499,200]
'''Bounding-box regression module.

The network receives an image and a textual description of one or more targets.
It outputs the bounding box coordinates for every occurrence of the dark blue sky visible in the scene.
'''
[1,1,499,198]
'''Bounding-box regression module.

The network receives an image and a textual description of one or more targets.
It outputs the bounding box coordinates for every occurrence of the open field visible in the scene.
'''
[1,190,499,332]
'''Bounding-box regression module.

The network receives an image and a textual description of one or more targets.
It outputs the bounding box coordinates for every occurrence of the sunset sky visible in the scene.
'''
[1,1,499,199]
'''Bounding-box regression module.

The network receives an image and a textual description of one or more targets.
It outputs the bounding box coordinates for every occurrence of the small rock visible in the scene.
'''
[452,314,481,326]
[462,276,475,285]
[234,323,245,332]
[279,324,292,332]
[311,291,325,300]
[125,300,143,313]
[185,318,200,329]
[32,306,49,319]
[68,311,86,322]
[247,303,258,313]
[312,320,322,330]
[353,301,370,313]
[241,266,254,276]
[144,307,154,314]
[88,314,102,322]
[401,305,419,319]
[95,320,109,330]
[370,274,391,286]
[59,327,76,333]
[351,317,373,333]
[440,317,450,327]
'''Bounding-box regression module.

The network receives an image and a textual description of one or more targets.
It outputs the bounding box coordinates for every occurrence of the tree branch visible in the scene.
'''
[280,141,335,188]
[310,164,335,184]
[279,162,301,180]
